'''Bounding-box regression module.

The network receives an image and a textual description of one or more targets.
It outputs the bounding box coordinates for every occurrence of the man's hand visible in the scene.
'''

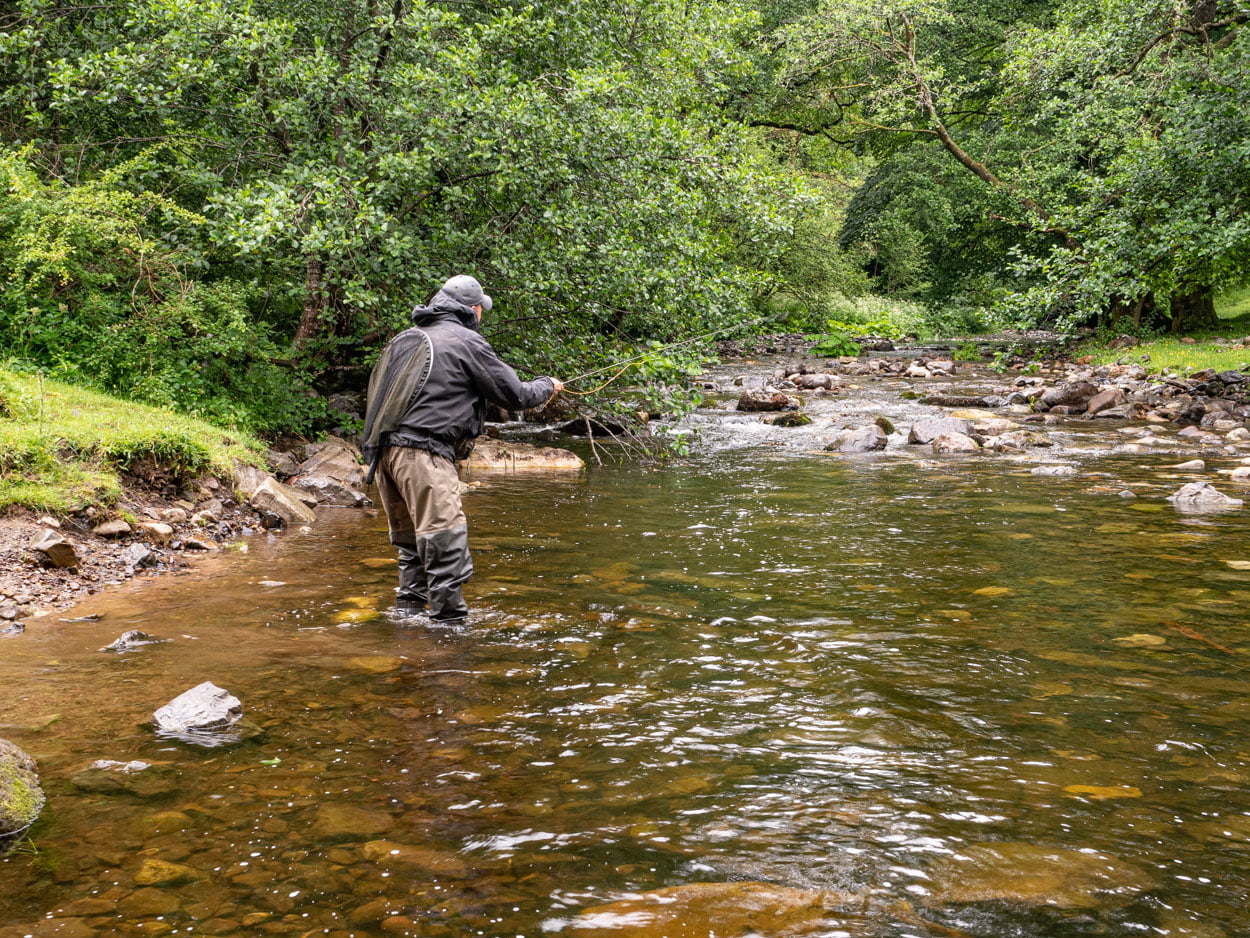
[550,378,565,394]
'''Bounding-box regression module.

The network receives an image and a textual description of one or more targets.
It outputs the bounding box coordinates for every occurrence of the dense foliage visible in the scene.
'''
[750,0,1250,332]
[0,0,822,432]
[1,0,1248,438]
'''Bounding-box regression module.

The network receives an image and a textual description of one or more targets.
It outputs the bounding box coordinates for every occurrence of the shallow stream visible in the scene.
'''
[4,364,1250,937]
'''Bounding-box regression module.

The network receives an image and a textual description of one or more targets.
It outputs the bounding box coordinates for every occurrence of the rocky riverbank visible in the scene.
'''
[0,438,371,631]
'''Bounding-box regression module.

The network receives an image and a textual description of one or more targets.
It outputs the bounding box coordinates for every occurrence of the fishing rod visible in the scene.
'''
[560,314,779,395]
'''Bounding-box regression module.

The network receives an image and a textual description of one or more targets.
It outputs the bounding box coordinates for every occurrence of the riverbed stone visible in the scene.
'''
[1229,466,1250,481]
[562,882,861,937]
[312,805,394,842]
[826,425,887,453]
[119,887,181,918]
[1170,459,1206,471]
[464,440,585,472]
[0,738,45,838]
[361,840,469,877]
[908,417,970,445]
[249,478,316,526]
[135,858,200,886]
[28,530,79,569]
[1167,482,1244,511]
[153,682,242,735]
[932,432,979,454]
[70,759,180,799]
[925,843,1154,909]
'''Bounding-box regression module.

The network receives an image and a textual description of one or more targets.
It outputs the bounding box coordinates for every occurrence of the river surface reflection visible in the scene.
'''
[3,449,1250,937]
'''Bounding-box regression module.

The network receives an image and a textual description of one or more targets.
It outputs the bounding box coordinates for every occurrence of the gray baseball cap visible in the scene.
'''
[440,274,492,313]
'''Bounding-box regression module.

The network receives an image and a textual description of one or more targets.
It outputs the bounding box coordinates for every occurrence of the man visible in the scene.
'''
[362,275,564,621]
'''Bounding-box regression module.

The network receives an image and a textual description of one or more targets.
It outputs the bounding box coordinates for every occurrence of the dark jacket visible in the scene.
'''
[382,290,555,463]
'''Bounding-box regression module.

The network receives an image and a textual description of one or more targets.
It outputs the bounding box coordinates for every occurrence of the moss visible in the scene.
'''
[0,745,46,837]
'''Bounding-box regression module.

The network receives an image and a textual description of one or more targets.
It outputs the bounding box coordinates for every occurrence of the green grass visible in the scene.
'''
[0,369,263,513]
[1083,287,1250,376]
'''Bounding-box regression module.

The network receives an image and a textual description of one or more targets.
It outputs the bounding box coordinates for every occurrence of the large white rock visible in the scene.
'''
[153,681,241,733]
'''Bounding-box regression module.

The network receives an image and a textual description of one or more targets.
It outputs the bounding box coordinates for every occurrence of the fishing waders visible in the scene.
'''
[375,447,473,621]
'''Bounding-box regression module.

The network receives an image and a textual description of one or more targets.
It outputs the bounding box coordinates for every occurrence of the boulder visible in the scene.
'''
[29,530,79,569]
[826,425,887,454]
[92,519,131,538]
[153,681,243,744]
[1167,482,1243,511]
[932,432,980,453]
[1085,388,1126,415]
[0,738,45,838]
[462,440,585,472]
[232,463,272,499]
[298,444,365,488]
[138,522,174,546]
[1230,466,1250,481]
[736,390,799,412]
[264,449,303,480]
[249,478,316,526]
[792,373,836,391]
[908,417,971,445]
[120,544,156,569]
[1040,380,1099,409]
[292,476,372,507]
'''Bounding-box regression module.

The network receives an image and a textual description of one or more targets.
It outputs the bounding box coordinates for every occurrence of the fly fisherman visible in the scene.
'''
[362,275,564,621]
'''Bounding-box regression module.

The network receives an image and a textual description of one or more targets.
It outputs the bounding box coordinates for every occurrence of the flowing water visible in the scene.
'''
[4,367,1250,937]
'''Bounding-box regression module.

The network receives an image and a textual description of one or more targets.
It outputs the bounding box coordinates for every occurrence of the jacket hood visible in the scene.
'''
[410,289,481,331]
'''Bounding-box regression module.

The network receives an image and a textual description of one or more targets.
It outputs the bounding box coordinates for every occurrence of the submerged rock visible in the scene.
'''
[925,843,1154,909]
[0,738,45,839]
[762,412,812,428]
[559,882,863,938]
[70,760,180,799]
[1167,482,1243,511]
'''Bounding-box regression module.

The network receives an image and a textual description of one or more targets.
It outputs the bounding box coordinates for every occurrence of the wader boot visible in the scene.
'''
[415,524,473,622]
[394,545,428,616]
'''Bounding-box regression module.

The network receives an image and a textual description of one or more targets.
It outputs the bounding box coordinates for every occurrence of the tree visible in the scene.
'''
[750,0,1250,332]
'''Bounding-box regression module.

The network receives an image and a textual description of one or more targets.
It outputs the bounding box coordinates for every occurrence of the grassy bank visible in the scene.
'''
[0,369,263,513]
[1083,288,1250,374]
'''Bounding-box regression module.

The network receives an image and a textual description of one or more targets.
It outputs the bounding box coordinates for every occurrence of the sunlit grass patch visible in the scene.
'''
[0,369,263,512]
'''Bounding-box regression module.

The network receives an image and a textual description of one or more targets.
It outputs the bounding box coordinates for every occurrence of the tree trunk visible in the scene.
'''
[1168,285,1217,333]
[294,257,325,347]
